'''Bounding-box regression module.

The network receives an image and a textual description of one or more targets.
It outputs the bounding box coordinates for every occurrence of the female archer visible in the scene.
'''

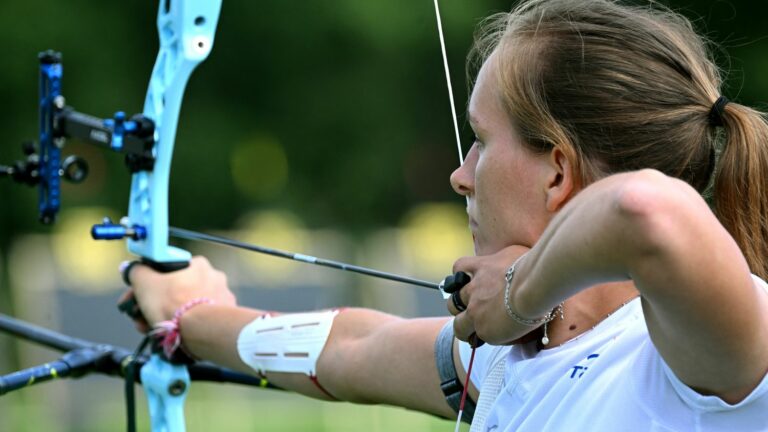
[125,0,768,430]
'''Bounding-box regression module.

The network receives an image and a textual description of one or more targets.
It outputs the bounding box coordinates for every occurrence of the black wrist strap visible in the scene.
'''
[434,319,476,423]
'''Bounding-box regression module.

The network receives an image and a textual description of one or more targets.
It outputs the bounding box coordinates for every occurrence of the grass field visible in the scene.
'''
[0,378,468,431]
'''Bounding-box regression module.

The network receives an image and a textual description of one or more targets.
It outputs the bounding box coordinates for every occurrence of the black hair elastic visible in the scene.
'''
[709,96,729,127]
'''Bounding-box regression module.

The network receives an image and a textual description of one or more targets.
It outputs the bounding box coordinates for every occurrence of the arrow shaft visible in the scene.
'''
[168,227,440,290]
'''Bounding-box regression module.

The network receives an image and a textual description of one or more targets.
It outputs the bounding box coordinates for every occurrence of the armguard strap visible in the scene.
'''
[434,319,475,423]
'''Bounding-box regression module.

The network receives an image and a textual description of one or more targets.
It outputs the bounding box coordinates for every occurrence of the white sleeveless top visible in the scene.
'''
[458,278,768,432]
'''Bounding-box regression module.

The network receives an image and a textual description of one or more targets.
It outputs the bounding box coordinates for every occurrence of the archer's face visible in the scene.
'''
[449,54,552,255]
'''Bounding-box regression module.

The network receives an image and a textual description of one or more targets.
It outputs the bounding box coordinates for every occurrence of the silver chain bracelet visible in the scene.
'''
[503,253,555,326]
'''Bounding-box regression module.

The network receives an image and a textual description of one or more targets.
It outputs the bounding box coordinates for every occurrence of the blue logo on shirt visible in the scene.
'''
[569,353,600,379]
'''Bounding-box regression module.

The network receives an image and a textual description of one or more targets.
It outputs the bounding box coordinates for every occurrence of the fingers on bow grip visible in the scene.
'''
[121,258,190,286]
[118,259,190,320]
[118,294,145,321]
[118,261,144,320]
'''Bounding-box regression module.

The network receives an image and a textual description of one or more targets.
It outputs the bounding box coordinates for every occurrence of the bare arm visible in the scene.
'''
[510,169,768,403]
[179,305,466,417]
[127,260,474,418]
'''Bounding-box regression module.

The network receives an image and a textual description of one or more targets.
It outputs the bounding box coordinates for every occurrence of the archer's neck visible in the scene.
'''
[542,281,639,348]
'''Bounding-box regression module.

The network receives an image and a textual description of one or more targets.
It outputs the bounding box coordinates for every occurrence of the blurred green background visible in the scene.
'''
[0,1,765,431]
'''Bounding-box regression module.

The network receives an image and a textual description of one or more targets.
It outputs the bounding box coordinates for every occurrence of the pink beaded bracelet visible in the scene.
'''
[150,298,214,359]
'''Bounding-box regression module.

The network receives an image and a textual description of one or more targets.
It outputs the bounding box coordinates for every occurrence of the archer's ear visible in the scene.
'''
[544,147,576,212]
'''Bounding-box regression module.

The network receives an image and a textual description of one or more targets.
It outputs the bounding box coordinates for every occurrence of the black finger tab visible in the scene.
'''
[442,271,471,294]
[451,292,467,312]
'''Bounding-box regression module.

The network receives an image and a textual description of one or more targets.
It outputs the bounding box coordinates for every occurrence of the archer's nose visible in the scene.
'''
[450,143,477,197]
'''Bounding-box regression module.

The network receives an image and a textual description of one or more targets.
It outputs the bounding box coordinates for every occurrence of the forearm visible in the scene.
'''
[317,311,452,415]
[178,304,262,372]
[178,305,453,414]
[129,257,457,412]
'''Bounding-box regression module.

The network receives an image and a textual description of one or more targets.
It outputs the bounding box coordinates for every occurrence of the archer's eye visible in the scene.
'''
[472,135,484,150]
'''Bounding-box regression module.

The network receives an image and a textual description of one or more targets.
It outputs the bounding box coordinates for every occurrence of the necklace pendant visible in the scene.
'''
[541,320,551,345]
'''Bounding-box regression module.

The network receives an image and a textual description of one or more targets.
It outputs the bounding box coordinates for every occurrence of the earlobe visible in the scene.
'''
[545,148,576,212]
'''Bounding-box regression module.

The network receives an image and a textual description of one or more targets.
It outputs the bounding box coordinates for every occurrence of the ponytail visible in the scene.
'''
[713,104,768,279]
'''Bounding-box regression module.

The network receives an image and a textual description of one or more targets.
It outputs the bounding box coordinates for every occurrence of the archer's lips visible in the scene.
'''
[468,217,478,232]
[468,218,479,243]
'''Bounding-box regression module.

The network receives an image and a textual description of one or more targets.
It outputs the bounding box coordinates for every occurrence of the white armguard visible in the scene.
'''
[237,310,340,376]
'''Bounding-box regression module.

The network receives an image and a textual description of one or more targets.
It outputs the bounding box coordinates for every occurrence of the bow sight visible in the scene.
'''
[0,50,156,224]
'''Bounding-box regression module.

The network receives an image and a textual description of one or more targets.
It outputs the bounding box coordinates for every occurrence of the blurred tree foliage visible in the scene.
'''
[0,0,765,241]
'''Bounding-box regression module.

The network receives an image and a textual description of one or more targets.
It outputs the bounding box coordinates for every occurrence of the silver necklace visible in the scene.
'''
[540,295,640,349]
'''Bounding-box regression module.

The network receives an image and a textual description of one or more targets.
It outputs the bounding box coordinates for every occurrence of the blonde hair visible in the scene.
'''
[470,0,768,278]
